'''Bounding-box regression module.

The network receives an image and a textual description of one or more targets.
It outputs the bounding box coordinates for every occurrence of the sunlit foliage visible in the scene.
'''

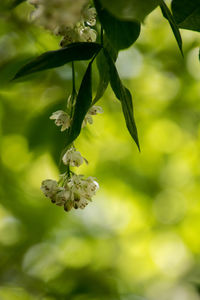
[0,1,200,299]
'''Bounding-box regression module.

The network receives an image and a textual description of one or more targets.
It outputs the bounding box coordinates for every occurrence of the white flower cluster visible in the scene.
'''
[42,104,103,211]
[41,166,99,211]
[49,105,103,131]
[62,147,87,167]
[28,0,97,47]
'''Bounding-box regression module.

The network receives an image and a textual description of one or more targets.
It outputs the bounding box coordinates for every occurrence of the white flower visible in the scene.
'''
[54,189,70,206]
[29,0,89,33]
[73,196,89,209]
[68,174,84,194]
[59,26,79,46]
[82,106,103,127]
[41,179,58,198]
[82,114,93,127]
[82,7,97,26]
[89,106,104,115]
[41,173,99,211]
[50,110,71,131]
[62,147,84,167]
[85,177,99,196]
[59,24,97,47]
[78,27,97,43]
[28,0,98,49]
[68,174,99,200]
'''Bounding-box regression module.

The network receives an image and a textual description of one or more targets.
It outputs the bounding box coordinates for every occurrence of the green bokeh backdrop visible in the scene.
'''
[0,2,200,300]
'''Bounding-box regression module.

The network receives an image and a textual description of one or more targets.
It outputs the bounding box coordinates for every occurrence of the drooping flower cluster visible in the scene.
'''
[62,147,87,167]
[41,155,99,211]
[28,0,97,47]
[41,102,103,211]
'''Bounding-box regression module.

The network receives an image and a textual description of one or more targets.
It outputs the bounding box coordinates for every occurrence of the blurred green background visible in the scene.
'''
[0,2,200,300]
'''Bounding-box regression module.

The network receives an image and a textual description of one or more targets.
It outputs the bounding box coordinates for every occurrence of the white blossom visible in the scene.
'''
[29,0,89,33]
[73,195,89,209]
[40,179,58,198]
[68,174,99,200]
[82,106,103,127]
[85,176,99,196]
[82,7,97,26]
[50,110,71,131]
[78,27,97,43]
[41,174,99,211]
[54,189,70,206]
[82,114,93,127]
[68,174,84,194]
[62,147,84,167]
[89,106,104,115]
[28,0,97,48]
[59,27,78,47]
[59,24,97,47]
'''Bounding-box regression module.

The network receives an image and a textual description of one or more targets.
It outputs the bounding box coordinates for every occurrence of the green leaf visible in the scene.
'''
[93,36,118,104]
[93,49,110,105]
[0,0,25,10]
[11,0,25,8]
[103,49,140,151]
[172,0,200,32]
[99,0,159,22]
[160,0,183,56]
[66,62,92,147]
[13,42,101,80]
[94,0,140,51]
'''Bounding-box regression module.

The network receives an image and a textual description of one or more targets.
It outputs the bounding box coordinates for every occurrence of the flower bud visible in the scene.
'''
[64,200,73,211]
[55,190,70,206]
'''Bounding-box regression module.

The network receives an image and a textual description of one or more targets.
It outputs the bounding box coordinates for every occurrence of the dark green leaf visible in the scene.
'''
[99,0,159,22]
[160,0,183,56]
[11,0,25,8]
[13,42,101,80]
[94,0,140,51]
[103,49,140,151]
[172,0,200,32]
[93,36,118,104]
[93,49,110,105]
[0,0,25,10]
[66,62,92,147]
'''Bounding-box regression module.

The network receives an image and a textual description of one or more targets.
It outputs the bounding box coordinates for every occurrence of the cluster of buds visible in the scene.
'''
[28,0,97,47]
[41,150,99,211]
